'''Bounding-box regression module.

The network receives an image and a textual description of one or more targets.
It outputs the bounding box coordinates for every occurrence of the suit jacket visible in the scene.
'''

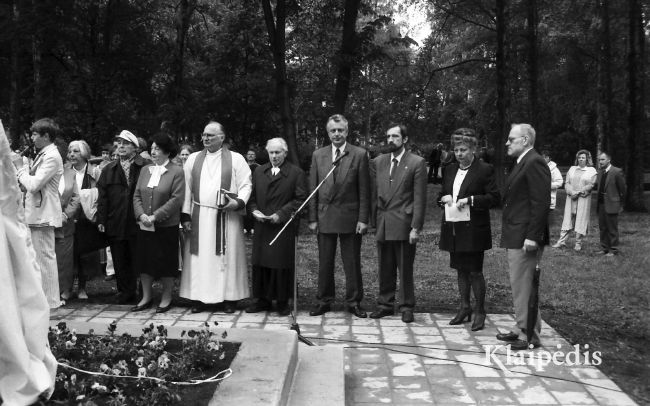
[249,161,307,268]
[308,143,370,233]
[438,159,499,252]
[596,165,626,214]
[371,150,427,241]
[97,155,150,239]
[133,162,185,227]
[17,143,63,227]
[55,167,80,238]
[500,149,551,248]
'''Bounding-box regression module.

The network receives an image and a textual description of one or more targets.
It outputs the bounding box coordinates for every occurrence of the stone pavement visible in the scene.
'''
[50,305,638,405]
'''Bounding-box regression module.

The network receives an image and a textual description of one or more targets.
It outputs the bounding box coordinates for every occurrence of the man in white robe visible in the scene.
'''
[180,121,251,313]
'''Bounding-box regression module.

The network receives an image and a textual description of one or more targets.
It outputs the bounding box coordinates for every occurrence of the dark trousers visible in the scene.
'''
[109,237,138,296]
[428,163,440,182]
[316,232,364,305]
[377,240,416,311]
[598,207,620,253]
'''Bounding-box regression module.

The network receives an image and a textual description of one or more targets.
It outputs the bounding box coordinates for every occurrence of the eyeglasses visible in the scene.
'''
[202,132,223,138]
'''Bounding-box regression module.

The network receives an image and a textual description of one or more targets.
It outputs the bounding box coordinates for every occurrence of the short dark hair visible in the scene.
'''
[152,133,179,158]
[387,123,408,140]
[30,118,59,141]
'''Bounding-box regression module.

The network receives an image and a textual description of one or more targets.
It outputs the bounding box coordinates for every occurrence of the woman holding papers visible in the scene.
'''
[438,128,499,331]
[132,133,185,313]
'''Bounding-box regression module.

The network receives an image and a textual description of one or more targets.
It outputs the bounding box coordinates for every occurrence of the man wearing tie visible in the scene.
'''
[596,152,626,256]
[369,123,427,323]
[308,114,370,318]
[497,123,550,350]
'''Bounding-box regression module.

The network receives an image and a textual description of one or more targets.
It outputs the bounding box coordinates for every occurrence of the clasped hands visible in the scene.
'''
[252,210,280,224]
[441,195,469,209]
[139,214,156,227]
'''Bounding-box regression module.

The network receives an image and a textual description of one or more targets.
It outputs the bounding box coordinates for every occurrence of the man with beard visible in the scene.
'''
[369,123,427,323]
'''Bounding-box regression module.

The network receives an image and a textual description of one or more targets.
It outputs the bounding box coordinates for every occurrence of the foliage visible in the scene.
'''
[47,321,232,406]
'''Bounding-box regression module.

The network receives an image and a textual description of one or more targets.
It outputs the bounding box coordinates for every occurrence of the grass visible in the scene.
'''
[83,184,650,404]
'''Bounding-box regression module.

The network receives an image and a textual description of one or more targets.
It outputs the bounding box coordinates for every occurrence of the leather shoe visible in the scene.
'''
[156,303,173,313]
[246,301,271,313]
[496,332,519,342]
[369,308,394,319]
[347,305,368,318]
[309,304,331,316]
[509,339,540,351]
[191,302,207,313]
[401,310,414,323]
[131,301,153,312]
[223,301,237,314]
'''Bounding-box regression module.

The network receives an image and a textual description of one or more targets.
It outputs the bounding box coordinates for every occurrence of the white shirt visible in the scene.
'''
[271,166,280,176]
[391,148,406,165]
[73,163,87,190]
[452,167,468,202]
[517,147,534,164]
[332,143,347,162]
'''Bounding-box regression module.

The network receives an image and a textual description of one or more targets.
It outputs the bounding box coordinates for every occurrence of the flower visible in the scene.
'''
[135,356,144,367]
[65,340,75,349]
[99,363,110,372]
[138,367,147,377]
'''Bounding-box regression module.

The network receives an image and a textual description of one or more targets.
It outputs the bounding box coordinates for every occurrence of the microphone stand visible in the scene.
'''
[269,152,347,346]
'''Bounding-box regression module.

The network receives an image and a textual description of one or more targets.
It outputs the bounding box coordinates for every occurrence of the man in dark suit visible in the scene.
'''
[369,123,427,323]
[596,152,626,256]
[308,114,370,317]
[498,123,551,350]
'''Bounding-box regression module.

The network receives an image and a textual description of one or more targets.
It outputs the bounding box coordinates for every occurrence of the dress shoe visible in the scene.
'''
[605,252,615,257]
[191,302,207,313]
[449,308,472,325]
[595,250,608,255]
[156,303,173,313]
[471,313,486,331]
[401,310,414,323]
[223,302,237,314]
[131,301,153,312]
[104,274,115,281]
[551,242,566,249]
[277,304,291,316]
[509,339,540,351]
[245,301,271,313]
[309,304,331,316]
[496,332,519,342]
[347,305,368,318]
[77,289,89,300]
[369,308,394,319]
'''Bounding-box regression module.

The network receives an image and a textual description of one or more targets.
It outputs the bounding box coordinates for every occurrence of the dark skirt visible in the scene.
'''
[449,251,485,273]
[251,265,294,302]
[136,225,179,279]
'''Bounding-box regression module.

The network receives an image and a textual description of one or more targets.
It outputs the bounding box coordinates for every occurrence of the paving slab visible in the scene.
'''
[51,304,639,405]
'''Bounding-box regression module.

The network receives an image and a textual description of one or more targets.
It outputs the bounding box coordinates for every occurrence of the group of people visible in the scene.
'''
[543,149,626,256]
[12,114,627,354]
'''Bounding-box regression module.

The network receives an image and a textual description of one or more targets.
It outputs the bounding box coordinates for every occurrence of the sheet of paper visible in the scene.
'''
[138,221,155,232]
[444,204,470,222]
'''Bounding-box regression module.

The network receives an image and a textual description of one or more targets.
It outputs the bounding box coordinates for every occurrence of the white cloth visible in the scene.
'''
[79,187,99,222]
[180,149,252,303]
[0,120,57,405]
[548,160,563,209]
[271,167,279,176]
[58,171,65,196]
[561,165,597,235]
[146,160,169,188]
[331,142,346,161]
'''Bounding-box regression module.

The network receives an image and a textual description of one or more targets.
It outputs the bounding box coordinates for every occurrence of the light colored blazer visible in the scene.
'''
[133,161,185,227]
[561,165,597,235]
[371,150,427,241]
[308,143,370,234]
[17,143,63,227]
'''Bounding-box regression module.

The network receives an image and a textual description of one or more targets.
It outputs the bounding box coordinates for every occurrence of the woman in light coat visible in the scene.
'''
[552,150,597,251]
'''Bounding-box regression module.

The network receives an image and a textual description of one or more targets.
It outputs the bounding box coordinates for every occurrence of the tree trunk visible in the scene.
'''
[31,0,44,118]
[526,0,538,131]
[168,0,197,132]
[494,0,509,189]
[625,0,646,212]
[261,0,298,164]
[333,0,361,115]
[596,0,613,154]
[9,0,24,148]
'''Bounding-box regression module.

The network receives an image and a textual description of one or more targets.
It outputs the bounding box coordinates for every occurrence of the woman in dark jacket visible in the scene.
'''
[246,138,307,316]
[438,129,499,331]
[131,133,185,313]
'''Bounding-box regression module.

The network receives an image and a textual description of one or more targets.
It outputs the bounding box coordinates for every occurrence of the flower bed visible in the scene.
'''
[45,321,239,405]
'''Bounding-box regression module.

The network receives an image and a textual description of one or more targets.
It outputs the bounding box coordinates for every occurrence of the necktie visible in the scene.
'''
[333,148,341,182]
[390,158,398,181]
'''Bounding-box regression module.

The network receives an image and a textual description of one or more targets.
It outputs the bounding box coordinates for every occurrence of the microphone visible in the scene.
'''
[332,150,349,166]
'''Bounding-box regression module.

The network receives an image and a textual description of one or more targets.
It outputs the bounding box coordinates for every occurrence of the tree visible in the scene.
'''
[332,0,361,114]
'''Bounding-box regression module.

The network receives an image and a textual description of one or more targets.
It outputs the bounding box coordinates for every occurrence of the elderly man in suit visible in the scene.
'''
[596,152,626,256]
[497,123,551,350]
[308,114,370,318]
[369,123,427,323]
[16,118,64,308]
